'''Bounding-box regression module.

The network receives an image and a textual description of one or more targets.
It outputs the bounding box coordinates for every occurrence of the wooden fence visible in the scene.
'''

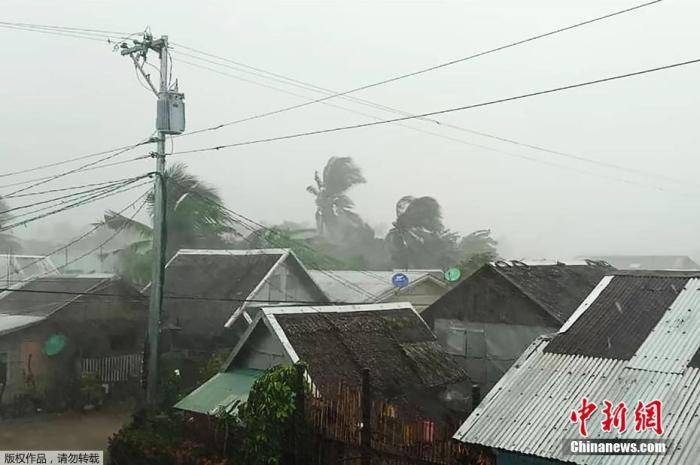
[298,368,493,465]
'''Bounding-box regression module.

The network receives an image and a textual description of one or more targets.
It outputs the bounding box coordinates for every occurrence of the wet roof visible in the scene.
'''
[226,303,467,415]
[454,272,700,464]
[0,275,115,336]
[545,274,687,360]
[490,262,613,323]
[307,270,442,303]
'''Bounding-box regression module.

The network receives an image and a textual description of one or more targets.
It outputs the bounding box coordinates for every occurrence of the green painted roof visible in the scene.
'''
[174,368,264,415]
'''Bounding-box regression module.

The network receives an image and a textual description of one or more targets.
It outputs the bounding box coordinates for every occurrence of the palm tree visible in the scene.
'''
[102,163,235,285]
[306,157,366,239]
[386,196,453,269]
[458,229,499,276]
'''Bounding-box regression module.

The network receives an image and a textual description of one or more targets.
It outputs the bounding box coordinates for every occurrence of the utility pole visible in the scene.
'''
[120,32,185,407]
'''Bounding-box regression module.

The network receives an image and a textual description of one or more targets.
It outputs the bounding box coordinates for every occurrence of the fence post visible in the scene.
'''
[294,363,306,465]
[361,368,371,465]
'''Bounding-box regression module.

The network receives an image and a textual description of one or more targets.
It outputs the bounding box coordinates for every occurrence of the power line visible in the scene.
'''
[10,180,152,278]
[169,57,700,158]
[172,46,700,191]
[0,286,362,306]
[1,177,144,199]
[0,142,153,179]
[171,52,700,195]
[53,191,151,274]
[0,178,151,233]
[177,0,663,138]
[3,139,150,198]
[0,20,131,36]
[0,179,147,216]
[0,155,150,191]
[165,179,387,300]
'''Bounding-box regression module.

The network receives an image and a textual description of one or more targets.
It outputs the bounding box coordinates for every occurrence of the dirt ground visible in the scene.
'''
[0,408,132,451]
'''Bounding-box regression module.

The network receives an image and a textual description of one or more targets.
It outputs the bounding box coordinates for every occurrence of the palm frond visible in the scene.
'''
[103,211,153,237]
[322,157,366,196]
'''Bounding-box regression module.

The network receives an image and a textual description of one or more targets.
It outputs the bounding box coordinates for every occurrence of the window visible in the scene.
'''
[0,353,8,385]
[466,329,486,358]
[445,326,467,356]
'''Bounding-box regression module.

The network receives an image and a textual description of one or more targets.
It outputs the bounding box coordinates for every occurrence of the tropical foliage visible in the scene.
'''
[458,229,499,276]
[102,163,235,285]
[386,196,455,269]
[306,157,368,241]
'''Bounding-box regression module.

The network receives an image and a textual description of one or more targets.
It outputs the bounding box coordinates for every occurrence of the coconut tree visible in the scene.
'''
[458,229,499,277]
[102,163,235,285]
[306,157,366,239]
[386,196,454,269]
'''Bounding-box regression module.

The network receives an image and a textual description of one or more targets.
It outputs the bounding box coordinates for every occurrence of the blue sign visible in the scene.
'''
[392,273,410,288]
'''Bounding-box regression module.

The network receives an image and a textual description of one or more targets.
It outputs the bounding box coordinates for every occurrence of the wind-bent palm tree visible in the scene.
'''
[102,163,235,285]
[306,157,366,239]
[386,196,452,269]
[458,229,499,276]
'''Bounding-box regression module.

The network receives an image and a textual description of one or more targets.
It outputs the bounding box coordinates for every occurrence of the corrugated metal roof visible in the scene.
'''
[454,273,700,464]
[627,278,700,373]
[454,339,700,464]
[0,313,44,335]
[545,275,686,359]
[175,368,264,415]
[308,270,440,303]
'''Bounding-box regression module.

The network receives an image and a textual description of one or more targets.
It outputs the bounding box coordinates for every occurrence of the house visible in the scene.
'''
[420,260,613,399]
[0,254,59,284]
[308,269,449,313]
[0,274,146,405]
[158,249,328,355]
[583,254,700,270]
[175,302,469,420]
[453,271,700,465]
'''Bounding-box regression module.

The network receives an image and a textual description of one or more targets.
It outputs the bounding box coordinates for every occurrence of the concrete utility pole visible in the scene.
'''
[121,32,185,407]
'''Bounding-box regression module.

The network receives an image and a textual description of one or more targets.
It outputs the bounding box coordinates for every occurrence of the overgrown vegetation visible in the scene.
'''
[97,158,500,287]
[109,364,304,465]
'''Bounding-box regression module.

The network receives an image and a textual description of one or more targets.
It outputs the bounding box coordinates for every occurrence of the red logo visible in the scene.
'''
[570,398,663,437]
[634,400,664,435]
[569,397,597,437]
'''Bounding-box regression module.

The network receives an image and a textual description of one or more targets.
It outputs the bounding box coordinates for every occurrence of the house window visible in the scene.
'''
[445,326,467,356]
[0,353,8,385]
[466,329,486,358]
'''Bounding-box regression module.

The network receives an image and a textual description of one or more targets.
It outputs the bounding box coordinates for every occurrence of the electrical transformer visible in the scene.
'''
[156,91,186,134]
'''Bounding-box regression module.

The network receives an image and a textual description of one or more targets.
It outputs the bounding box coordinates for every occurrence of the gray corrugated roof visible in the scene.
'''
[454,273,700,464]
[308,270,441,303]
[585,255,700,271]
[0,275,114,336]
[490,262,613,323]
[0,275,111,317]
[455,340,700,465]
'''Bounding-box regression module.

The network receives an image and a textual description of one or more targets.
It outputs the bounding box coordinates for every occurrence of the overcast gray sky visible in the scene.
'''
[1,0,699,262]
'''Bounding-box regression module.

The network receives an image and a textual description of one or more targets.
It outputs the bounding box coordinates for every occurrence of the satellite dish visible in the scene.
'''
[444,267,461,282]
[43,333,67,357]
[391,273,409,288]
